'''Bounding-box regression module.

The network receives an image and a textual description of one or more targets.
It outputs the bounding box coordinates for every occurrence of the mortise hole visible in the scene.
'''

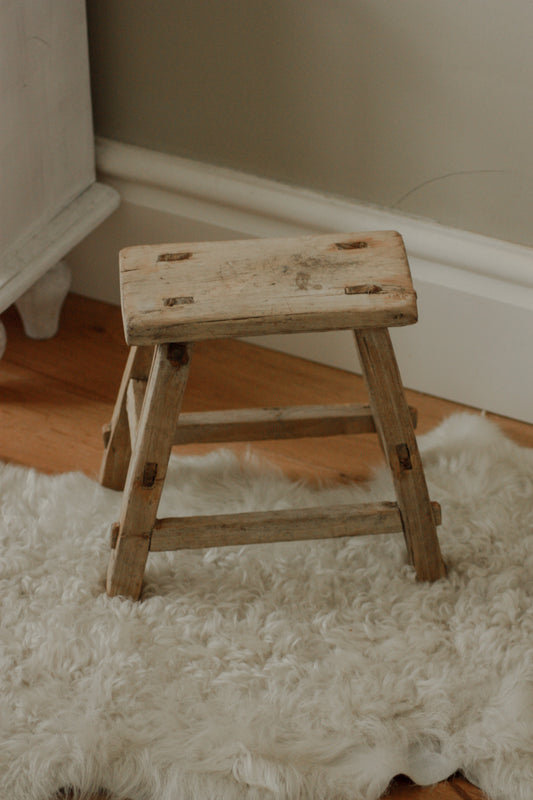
[163,296,194,307]
[396,444,412,471]
[336,241,368,250]
[157,252,193,262]
[142,462,158,487]
[345,284,383,295]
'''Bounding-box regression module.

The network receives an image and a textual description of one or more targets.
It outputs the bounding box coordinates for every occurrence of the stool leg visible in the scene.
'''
[354,328,446,581]
[106,342,193,599]
[100,345,154,491]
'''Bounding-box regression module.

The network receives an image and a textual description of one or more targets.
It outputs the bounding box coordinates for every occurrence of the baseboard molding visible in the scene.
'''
[90,137,533,422]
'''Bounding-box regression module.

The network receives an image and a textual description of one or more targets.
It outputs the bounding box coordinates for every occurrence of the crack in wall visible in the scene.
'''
[392,169,507,209]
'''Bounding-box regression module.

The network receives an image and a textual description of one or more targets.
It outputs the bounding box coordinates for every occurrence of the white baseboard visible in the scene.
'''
[82,137,533,422]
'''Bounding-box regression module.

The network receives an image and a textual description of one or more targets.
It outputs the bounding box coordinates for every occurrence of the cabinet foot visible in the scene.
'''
[15,261,71,339]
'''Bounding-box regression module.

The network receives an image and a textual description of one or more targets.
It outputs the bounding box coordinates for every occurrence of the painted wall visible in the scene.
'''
[86,0,533,247]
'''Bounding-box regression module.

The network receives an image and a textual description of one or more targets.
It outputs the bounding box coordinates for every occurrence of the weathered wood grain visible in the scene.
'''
[125,376,146,446]
[141,501,442,552]
[99,345,153,490]
[125,389,419,445]
[172,403,417,444]
[106,343,193,599]
[355,328,446,581]
[120,231,417,345]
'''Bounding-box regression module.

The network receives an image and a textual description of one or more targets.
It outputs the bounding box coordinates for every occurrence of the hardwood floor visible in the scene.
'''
[2,292,521,800]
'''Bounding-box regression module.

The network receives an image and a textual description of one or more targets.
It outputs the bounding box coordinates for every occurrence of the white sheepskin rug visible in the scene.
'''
[1,413,533,800]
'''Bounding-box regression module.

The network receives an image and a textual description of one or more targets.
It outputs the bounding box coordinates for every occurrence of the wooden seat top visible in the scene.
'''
[119,231,417,345]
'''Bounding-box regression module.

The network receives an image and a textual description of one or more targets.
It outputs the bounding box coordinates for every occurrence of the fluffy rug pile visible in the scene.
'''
[1,413,533,800]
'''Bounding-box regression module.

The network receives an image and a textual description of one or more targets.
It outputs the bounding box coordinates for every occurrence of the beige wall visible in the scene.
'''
[87,0,533,247]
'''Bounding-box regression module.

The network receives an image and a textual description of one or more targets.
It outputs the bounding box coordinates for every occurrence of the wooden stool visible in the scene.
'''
[100,231,446,600]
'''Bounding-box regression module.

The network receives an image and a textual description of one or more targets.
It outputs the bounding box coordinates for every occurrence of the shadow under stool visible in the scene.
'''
[100,230,446,600]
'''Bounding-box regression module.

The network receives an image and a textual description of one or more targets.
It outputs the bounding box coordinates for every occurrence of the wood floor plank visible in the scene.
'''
[0,293,512,800]
[386,774,488,799]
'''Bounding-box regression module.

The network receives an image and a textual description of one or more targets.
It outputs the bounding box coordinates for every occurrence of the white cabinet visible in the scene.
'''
[0,0,118,355]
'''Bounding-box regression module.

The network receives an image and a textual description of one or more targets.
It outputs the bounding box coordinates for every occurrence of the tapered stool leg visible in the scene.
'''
[100,345,154,491]
[106,342,193,599]
[354,328,446,581]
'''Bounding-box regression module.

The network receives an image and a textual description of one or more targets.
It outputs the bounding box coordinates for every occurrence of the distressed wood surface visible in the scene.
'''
[99,345,153,490]
[126,375,146,446]
[355,328,446,581]
[120,231,418,344]
[132,501,442,552]
[106,343,192,599]
[173,402,417,444]
[125,388,418,445]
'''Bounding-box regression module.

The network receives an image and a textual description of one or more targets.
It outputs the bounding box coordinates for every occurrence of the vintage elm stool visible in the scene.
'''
[100,231,446,600]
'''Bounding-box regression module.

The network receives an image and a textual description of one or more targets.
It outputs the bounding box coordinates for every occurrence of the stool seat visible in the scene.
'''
[120,231,417,345]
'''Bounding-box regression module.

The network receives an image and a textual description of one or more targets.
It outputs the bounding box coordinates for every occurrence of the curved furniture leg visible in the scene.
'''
[15,260,71,339]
